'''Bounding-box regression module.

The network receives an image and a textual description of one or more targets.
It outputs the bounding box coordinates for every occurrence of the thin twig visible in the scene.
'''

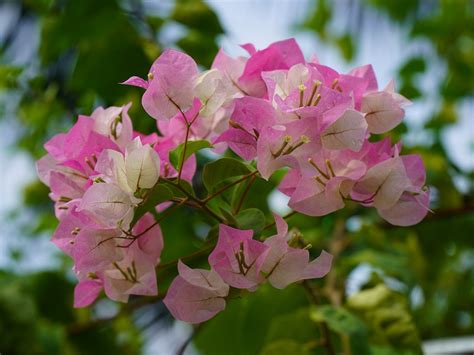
[177,123,191,183]
[302,281,336,355]
[233,173,257,214]
[202,171,259,204]
[263,210,298,230]
[133,198,188,239]
[66,295,163,335]
[157,245,215,270]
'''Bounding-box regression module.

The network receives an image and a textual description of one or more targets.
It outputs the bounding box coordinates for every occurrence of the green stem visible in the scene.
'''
[177,122,191,184]
[133,198,188,239]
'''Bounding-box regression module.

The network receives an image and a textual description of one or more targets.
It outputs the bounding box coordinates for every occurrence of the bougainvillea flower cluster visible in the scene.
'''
[37,38,430,323]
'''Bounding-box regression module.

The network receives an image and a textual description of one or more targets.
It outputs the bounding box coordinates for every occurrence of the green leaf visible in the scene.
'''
[0,65,22,89]
[264,308,320,346]
[202,158,253,192]
[131,184,174,226]
[172,0,223,35]
[236,208,266,233]
[162,179,195,198]
[219,206,238,226]
[310,305,370,354]
[177,29,220,67]
[347,284,422,350]
[169,140,212,170]
[399,57,426,78]
[260,340,312,355]
[195,284,308,355]
[335,33,355,61]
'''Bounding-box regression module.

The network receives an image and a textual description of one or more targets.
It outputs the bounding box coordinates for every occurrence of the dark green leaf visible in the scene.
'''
[169,140,212,170]
[260,340,312,355]
[172,0,224,35]
[161,179,195,198]
[131,184,174,226]
[236,208,266,233]
[310,305,370,354]
[219,206,238,226]
[202,158,253,192]
[195,284,308,355]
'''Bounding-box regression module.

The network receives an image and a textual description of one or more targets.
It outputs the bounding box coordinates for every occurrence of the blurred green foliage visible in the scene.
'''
[1,0,473,354]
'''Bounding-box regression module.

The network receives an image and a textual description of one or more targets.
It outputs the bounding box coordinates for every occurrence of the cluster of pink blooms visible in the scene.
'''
[37,39,429,323]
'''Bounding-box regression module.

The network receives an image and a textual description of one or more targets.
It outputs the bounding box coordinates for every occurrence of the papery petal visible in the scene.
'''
[212,49,247,93]
[163,275,227,324]
[209,225,269,290]
[95,149,130,193]
[73,227,123,272]
[321,109,368,152]
[378,189,430,226]
[134,213,164,262]
[52,206,91,256]
[103,254,157,302]
[195,69,229,117]
[401,154,426,188]
[233,96,277,132]
[240,43,257,55]
[49,171,85,200]
[79,183,136,229]
[302,250,333,279]
[121,76,149,89]
[361,91,404,134]
[349,64,378,93]
[266,248,309,289]
[92,103,134,149]
[125,140,161,191]
[352,157,409,209]
[177,261,229,296]
[74,279,103,308]
[262,216,333,289]
[214,129,257,161]
[278,169,302,196]
[288,176,345,216]
[142,49,198,120]
[239,39,305,97]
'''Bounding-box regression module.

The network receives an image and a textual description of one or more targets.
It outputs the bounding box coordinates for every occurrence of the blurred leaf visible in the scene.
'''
[366,0,420,22]
[40,0,150,101]
[172,0,224,35]
[0,65,22,89]
[264,307,320,345]
[26,271,75,323]
[335,34,355,61]
[348,284,422,351]
[260,340,312,355]
[425,101,458,129]
[195,284,308,355]
[399,57,426,78]
[310,305,371,354]
[177,29,220,67]
[304,0,332,37]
